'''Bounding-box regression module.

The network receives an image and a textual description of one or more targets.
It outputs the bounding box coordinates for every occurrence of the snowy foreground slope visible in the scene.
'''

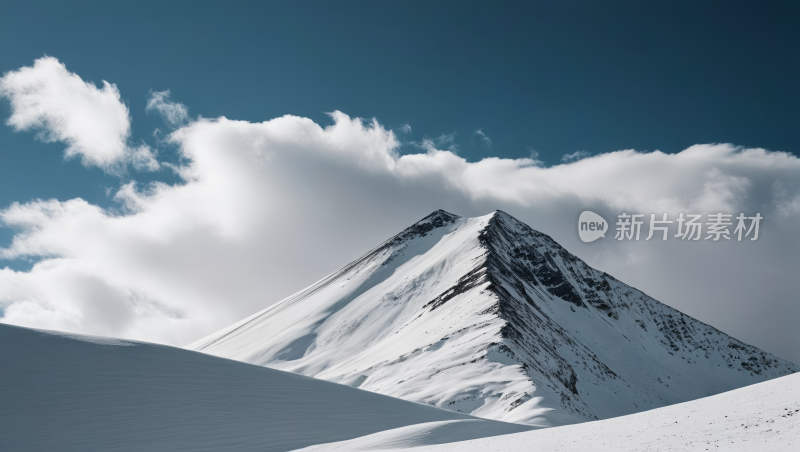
[306,371,800,452]
[0,323,531,452]
[190,210,797,427]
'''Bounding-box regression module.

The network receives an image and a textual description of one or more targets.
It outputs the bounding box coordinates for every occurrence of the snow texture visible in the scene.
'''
[0,323,531,452]
[318,371,800,451]
[190,210,798,427]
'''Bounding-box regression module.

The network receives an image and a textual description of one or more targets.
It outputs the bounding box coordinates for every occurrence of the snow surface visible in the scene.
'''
[0,323,532,452]
[309,371,800,451]
[190,210,797,426]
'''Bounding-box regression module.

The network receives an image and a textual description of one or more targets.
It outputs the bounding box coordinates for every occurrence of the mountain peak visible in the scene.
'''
[379,210,461,251]
[416,209,461,226]
[190,211,798,427]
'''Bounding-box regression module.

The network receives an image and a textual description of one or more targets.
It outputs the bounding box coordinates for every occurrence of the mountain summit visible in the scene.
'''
[189,210,797,427]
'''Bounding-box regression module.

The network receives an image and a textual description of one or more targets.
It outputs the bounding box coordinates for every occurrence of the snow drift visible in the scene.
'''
[313,370,800,451]
[0,323,530,452]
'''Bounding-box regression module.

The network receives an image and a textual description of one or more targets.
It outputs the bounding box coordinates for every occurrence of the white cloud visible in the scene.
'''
[0,57,158,172]
[128,144,161,172]
[146,90,189,127]
[561,150,590,162]
[0,64,799,363]
[414,132,458,153]
[474,129,492,147]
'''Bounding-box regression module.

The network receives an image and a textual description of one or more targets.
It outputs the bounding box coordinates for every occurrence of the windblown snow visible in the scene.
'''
[190,210,797,427]
[0,323,531,452]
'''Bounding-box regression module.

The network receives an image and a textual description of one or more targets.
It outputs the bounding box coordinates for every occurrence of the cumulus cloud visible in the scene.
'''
[0,57,158,172]
[0,63,798,362]
[146,90,189,127]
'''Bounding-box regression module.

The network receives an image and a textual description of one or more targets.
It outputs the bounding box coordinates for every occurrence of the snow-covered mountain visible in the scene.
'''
[189,210,798,427]
[0,323,530,452]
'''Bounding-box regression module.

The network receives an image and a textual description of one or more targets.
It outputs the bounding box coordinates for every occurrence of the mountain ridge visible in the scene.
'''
[189,210,797,426]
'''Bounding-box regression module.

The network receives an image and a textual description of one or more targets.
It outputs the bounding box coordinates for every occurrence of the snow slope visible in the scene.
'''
[312,371,800,451]
[189,210,798,427]
[0,323,531,452]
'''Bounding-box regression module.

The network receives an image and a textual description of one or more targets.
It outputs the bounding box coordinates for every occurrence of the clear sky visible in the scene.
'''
[0,1,798,362]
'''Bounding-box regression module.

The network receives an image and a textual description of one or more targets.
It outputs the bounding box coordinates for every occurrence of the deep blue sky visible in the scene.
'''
[1,0,798,218]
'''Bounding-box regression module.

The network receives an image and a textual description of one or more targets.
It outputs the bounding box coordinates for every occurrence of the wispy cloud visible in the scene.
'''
[527,149,544,167]
[146,90,189,127]
[561,150,590,162]
[474,129,492,148]
[414,132,458,153]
